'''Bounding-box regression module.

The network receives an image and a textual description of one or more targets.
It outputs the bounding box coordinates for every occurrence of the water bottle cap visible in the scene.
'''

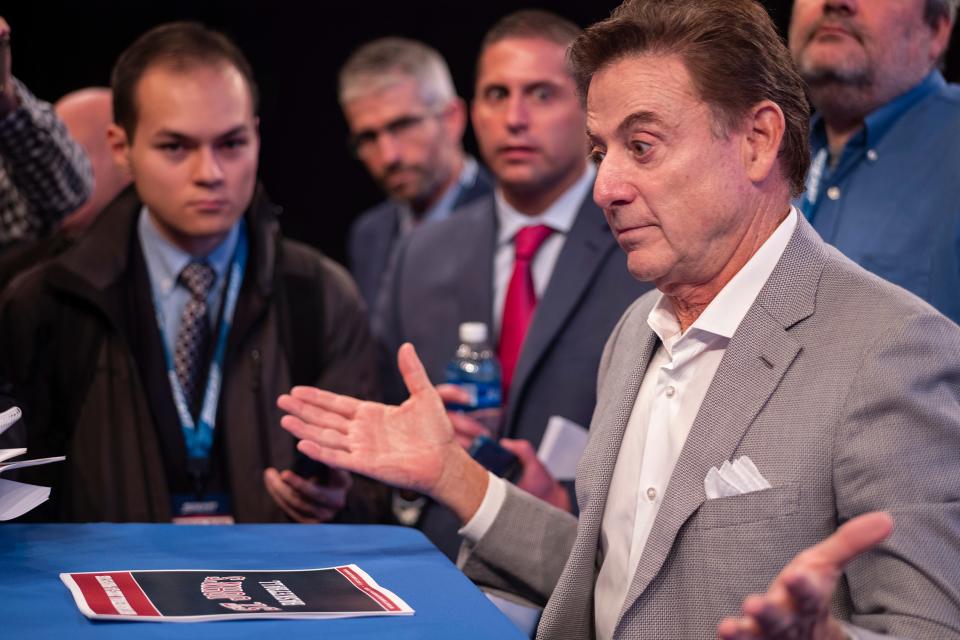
[459,322,488,344]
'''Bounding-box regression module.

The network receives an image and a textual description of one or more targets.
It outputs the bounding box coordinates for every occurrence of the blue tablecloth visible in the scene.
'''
[0,523,526,638]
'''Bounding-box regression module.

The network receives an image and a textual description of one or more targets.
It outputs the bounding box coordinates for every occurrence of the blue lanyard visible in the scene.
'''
[152,229,248,462]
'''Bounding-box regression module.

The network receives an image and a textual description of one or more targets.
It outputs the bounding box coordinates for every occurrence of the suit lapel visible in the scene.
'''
[615,218,825,629]
[538,309,660,640]
[454,200,497,331]
[370,205,401,295]
[506,198,614,430]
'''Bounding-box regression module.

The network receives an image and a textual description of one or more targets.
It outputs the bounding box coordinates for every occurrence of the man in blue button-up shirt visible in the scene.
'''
[789,0,960,324]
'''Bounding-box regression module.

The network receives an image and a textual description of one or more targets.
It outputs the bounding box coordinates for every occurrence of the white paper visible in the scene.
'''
[0,448,27,463]
[537,415,589,481]
[0,406,21,436]
[0,406,65,520]
[0,455,66,474]
[0,477,50,520]
[485,591,541,636]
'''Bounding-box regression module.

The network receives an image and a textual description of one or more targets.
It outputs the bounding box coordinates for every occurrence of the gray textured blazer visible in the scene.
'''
[377,191,650,559]
[460,217,960,639]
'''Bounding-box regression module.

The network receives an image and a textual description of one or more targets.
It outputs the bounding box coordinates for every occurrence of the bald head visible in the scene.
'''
[55,88,131,232]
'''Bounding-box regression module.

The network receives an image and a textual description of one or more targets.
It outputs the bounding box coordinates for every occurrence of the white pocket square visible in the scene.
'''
[704,455,771,500]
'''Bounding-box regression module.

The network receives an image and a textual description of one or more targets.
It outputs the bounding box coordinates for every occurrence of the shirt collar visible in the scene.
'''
[810,70,944,153]
[138,205,241,298]
[647,207,799,345]
[398,156,480,234]
[495,164,596,245]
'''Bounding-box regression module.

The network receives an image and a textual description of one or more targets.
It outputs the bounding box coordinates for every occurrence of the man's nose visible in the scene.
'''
[505,95,530,132]
[593,153,636,210]
[823,0,857,16]
[373,132,402,166]
[193,146,225,186]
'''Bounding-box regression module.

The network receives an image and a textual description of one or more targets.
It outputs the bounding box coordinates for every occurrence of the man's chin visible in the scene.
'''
[798,58,871,89]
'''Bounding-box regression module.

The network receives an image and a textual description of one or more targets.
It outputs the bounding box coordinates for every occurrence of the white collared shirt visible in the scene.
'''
[593,208,798,640]
[491,165,596,337]
[459,207,800,637]
[138,206,241,354]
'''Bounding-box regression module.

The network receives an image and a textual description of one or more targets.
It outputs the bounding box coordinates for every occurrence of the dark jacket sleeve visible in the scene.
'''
[315,255,379,402]
[313,255,393,523]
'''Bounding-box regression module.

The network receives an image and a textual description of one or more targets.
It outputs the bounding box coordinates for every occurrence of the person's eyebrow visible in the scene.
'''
[153,124,249,141]
[617,110,667,135]
[213,125,251,140]
[586,110,667,146]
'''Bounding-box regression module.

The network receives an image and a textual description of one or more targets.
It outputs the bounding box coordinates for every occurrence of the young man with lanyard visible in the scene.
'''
[0,22,379,524]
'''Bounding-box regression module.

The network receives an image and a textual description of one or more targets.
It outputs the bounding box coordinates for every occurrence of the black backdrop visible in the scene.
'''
[5,1,957,263]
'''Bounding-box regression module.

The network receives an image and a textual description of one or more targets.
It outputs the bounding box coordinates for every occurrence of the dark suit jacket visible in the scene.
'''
[347,161,493,312]
[377,191,651,558]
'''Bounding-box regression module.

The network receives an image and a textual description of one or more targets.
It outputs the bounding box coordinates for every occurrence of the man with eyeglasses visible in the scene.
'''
[340,37,492,312]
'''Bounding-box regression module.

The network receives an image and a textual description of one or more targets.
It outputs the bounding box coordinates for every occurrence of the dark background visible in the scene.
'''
[5,1,958,264]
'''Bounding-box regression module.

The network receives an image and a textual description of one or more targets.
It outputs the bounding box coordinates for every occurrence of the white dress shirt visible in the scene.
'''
[461,208,799,639]
[491,165,595,337]
[593,208,798,639]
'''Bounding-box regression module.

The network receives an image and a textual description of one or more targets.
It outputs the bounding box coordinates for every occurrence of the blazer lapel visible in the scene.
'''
[538,312,660,640]
[454,200,497,332]
[506,198,615,427]
[615,218,825,629]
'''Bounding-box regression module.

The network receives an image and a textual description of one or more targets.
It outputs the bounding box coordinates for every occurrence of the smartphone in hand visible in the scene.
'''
[469,435,518,478]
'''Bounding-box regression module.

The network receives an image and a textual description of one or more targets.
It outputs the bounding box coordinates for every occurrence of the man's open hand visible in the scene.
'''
[278,343,489,523]
[717,511,894,640]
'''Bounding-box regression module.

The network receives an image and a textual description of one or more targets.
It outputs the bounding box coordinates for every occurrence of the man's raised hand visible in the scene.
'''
[278,343,489,523]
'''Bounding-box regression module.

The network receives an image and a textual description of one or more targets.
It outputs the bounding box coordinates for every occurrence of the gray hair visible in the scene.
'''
[338,37,456,107]
[925,0,959,27]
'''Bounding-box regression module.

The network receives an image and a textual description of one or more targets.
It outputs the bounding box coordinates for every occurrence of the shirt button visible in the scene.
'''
[866,149,878,162]
[826,186,841,201]
[664,386,676,398]
[646,487,657,501]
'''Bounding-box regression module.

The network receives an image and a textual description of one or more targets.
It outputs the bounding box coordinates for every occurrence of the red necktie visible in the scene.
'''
[498,224,554,398]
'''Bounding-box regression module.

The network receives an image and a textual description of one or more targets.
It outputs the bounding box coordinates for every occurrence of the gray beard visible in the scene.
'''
[799,63,873,91]
[801,66,878,123]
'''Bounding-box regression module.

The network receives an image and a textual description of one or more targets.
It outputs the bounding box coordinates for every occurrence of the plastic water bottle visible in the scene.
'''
[444,322,502,435]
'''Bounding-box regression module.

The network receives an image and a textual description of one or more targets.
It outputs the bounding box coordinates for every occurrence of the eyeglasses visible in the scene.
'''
[348,112,439,158]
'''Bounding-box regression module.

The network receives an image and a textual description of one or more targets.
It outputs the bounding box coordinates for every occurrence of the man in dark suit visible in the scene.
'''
[375,10,649,560]
[340,37,492,312]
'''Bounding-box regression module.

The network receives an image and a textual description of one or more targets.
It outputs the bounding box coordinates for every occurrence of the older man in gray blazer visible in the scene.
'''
[279,1,960,638]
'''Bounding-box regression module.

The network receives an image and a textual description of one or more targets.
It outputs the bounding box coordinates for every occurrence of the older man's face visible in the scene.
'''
[789,0,943,92]
[343,78,460,208]
[588,54,755,292]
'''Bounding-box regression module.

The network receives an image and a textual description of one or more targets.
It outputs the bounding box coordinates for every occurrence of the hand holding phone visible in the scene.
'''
[469,435,518,478]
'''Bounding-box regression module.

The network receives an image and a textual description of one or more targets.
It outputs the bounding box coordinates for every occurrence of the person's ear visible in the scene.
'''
[741,100,785,185]
[929,15,953,65]
[106,124,133,179]
[441,97,467,142]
